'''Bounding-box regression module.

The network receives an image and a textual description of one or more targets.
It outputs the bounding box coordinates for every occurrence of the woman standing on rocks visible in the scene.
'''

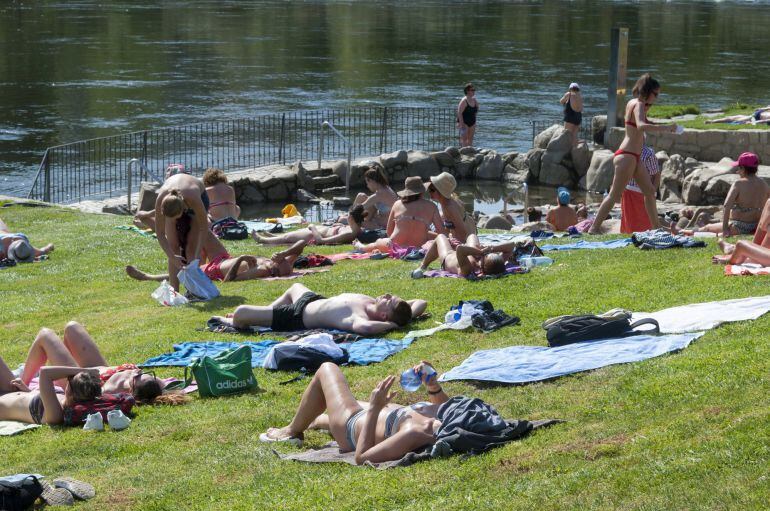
[457,83,479,147]
[560,82,583,146]
[588,74,677,234]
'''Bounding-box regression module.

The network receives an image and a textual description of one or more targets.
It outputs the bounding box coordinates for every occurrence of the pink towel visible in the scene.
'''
[724,264,770,276]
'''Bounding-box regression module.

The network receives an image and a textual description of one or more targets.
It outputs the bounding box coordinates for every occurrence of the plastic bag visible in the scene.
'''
[151,280,189,307]
[177,260,220,300]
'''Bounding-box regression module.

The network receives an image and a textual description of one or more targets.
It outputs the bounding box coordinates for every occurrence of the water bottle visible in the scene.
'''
[519,256,554,268]
[400,364,437,392]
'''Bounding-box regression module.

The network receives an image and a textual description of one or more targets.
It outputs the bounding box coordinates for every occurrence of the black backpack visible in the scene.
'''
[211,217,248,240]
[544,314,659,347]
[271,344,349,372]
[0,475,44,511]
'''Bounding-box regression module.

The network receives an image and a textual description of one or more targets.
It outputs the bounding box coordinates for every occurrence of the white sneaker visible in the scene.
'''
[107,410,131,431]
[83,413,104,432]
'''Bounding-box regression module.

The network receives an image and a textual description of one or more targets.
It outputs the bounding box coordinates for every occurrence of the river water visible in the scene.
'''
[2,0,770,197]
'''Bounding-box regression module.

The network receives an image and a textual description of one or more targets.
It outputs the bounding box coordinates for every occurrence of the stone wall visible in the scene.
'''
[606,127,770,163]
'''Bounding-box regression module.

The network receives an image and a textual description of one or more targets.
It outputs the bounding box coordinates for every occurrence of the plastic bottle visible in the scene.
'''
[519,256,554,268]
[400,364,437,392]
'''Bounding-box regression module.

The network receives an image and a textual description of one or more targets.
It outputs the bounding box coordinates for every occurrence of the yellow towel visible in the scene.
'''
[282,204,299,218]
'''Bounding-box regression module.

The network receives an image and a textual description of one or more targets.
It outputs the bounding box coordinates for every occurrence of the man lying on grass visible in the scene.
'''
[212,283,426,335]
[127,230,308,282]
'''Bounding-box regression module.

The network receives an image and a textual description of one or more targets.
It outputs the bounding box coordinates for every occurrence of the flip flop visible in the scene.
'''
[259,431,303,447]
[53,477,95,500]
[40,480,75,506]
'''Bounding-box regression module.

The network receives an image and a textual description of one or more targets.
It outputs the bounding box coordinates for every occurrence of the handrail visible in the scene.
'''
[127,158,163,212]
[26,148,49,201]
[318,121,353,195]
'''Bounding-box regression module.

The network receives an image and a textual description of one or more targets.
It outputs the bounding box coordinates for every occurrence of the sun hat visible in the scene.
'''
[398,176,427,198]
[557,187,571,206]
[7,239,34,263]
[732,152,759,168]
[426,172,457,199]
[569,82,580,90]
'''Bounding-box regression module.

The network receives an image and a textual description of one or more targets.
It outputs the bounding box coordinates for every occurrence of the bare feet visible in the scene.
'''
[717,237,735,255]
[40,243,54,254]
[712,254,731,265]
[251,230,265,243]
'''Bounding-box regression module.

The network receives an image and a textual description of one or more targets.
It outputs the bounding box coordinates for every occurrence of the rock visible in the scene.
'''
[267,183,288,201]
[332,196,353,207]
[406,150,439,178]
[294,161,314,191]
[544,127,573,164]
[271,167,297,182]
[295,188,320,203]
[380,150,408,168]
[510,153,529,172]
[430,150,456,168]
[137,182,161,212]
[534,124,561,149]
[660,154,687,202]
[538,158,573,187]
[525,148,544,180]
[330,160,363,188]
[241,184,265,203]
[472,153,484,167]
[257,174,279,189]
[503,163,529,183]
[681,164,730,205]
[474,152,504,180]
[459,146,478,156]
[591,115,607,145]
[477,214,512,230]
[585,149,615,192]
[704,173,739,199]
[570,142,591,177]
[605,127,625,151]
[454,160,474,179]
[445,146,461,159]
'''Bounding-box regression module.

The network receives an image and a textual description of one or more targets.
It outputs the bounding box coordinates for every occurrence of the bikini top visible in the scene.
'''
[384,401,432,437]
[395,214,432,228]
[625,101,648,128]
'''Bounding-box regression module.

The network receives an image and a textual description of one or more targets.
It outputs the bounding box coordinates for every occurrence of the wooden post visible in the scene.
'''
[607,27,629,129]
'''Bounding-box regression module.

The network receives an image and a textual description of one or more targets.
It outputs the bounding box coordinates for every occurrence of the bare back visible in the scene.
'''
[388,199,443,247]
[730,176,770,223]
[206,183,238,221]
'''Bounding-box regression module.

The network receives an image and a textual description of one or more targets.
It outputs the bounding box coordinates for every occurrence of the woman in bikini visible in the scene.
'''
[17,323,185,405]
[203,168,240,222]
[0,217,54,263]
[252,205,367,246]
[457,83,479,148]
[674,152,770,237]
[589,74,678,234]
[426,172,476,244]
[352,167,398,230]
[259,361,448,464]
[155,173,210,291]
[353,177,446,253]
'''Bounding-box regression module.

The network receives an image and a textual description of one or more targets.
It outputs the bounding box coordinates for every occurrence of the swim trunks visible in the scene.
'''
[29,393,44,425]
[202,252,231,281]
[730,219,758,235]
[271,292,325,331]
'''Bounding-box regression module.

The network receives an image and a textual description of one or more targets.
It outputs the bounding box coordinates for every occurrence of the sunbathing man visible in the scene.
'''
[212,283,427,335]
[413,234,507,279]
[0,217,54,263]
[127,229,308,282]
[705,106,770,125]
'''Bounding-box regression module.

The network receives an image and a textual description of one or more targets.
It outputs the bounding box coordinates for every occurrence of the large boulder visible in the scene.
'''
[430,150,456,168]
[660,154,687,202]
[444,146,461,159]
[584,149,615,192]
[534,124,561,149]
[544,127,573,164]
[477,214,513,230]
[591,115,607,145]
[454,158,474,179]
[681,158,732,205]
[137,182,161,212]
[525,148,545,180]
[501,151,519,165]
[330,160,362,188]
[474,151,504,180]
[406,150,440,178]
[571,142,591,177]
[538,156,573,187]
[459,146,478,156]
[380,150,408,169]
[503,163,529,183]
[294,160,313,191]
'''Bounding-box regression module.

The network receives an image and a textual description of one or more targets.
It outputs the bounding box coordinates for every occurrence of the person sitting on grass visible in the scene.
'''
[673,152,770,237]
[212,283,427,335]
[350,166,398,230]
[705,106,770,125]
[413,233,508,279]
[0,217,54,263]
[353,176,446,253]
[259,361,448,463]
[127,229,308,282]
[425,172,477,244]
[203,168,240,223]
[545,187,578,232]
[18,323,186,406]
[252,205,368,246]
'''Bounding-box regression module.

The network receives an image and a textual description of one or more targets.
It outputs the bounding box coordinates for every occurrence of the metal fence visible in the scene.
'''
[28,107,457,204]
[531,117,594,146]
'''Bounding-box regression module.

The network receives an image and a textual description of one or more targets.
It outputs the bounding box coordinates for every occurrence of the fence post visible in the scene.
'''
[43,151,51,203]
[279,113,286,165]
[141,131,148,179]
[379,107,388,153]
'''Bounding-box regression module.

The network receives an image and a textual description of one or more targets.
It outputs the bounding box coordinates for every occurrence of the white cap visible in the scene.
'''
[569,82,580,90]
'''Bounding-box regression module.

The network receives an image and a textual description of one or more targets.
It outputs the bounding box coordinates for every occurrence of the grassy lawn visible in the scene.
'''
[652,102,770,131]
[1,201,769,510]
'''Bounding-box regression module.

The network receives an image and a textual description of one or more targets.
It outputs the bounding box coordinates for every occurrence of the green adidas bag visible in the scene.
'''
[186,345,258,397]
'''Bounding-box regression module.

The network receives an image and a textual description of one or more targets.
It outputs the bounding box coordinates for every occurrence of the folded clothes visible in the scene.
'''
[631,229,706,250]
[724,264,770,276]
[540,238,632,251]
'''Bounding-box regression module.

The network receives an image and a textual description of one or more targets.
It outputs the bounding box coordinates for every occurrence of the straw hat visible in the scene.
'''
[427,172,457,199]
[398,176,426,198]
[8,239,34,263]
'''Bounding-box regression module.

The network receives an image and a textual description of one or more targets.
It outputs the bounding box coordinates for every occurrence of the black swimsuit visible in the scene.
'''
[563,96,582,126]
[462,101,478,127]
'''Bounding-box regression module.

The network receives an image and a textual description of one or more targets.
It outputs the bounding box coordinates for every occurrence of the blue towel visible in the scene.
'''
[439,332,704,384]
[540,238,632,251]
[140,338,413,368]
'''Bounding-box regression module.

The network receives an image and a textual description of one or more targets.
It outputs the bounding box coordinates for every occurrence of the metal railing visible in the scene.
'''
[27,107,457,204]
[318,121,352,194]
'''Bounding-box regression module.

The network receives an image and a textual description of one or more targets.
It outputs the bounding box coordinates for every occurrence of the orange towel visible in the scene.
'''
[620,189,652,234]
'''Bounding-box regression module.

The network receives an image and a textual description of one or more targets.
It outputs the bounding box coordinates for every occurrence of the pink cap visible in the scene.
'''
[732,152,759,168]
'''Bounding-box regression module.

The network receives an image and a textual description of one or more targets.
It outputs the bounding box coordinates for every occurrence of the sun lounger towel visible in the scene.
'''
[0,421,41,436]
[477,234,530,244]
[140,337,413,368]
[631,229,706,250]
[242,220,277,232]
[274,419,559,469]
[114,225,156,238]
[540,238,632,251]
[439,332,704,384]
[423,263,528,279]
[724,264,770,276]
[631,295,770,333]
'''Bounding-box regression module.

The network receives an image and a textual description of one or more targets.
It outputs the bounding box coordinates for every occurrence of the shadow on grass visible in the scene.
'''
[189,294,247,312]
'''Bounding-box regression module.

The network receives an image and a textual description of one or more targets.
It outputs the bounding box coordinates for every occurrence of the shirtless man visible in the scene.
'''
[212,283,427,335]
[126,230,307,282]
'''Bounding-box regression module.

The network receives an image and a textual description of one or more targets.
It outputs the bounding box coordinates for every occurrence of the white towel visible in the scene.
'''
[632,295,770,333]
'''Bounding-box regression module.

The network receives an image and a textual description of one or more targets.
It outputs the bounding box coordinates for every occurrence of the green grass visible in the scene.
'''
[647,104,700,119]
[676,103,770,131]
[1,203,769,510]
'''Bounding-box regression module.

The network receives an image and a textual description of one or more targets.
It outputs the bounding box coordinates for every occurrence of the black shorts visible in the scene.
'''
[271,292,325,331]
